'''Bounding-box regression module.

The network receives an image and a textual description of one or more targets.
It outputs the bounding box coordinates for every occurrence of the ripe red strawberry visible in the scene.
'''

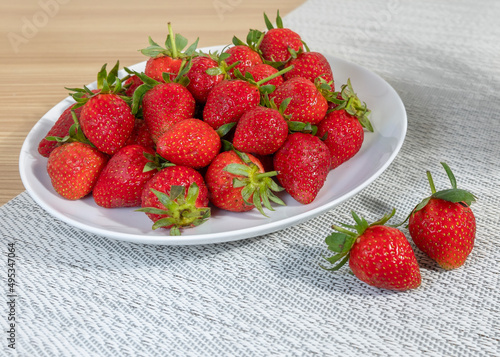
[69,62,135,155]
[318,110,364,169]
[323,210,422,291]
[138,165,210,235]
[156,118,221,169]
[244,63,284,88]
[232,105,288,156]
[92,145,157,208]
[202,79,260,130]
[317,79,374,169]
[273,132,331,204]
[124,119,155,149]
[205,150,284,215]
[124,74,144,97]
[38,103,83,158]
[223,45,263,78]
[47,142,108,200]
[140,23,198,83]
[203,66,293,130]
[258,11,303,63]
[408,163,477,270]
[284,51,335,90]
[132,70,196,143]
[185,55,225,103]
[270,76,328,125]
[79,93,135,155]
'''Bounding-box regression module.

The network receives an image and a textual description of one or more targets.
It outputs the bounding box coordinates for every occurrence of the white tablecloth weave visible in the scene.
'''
[2,0,499,355]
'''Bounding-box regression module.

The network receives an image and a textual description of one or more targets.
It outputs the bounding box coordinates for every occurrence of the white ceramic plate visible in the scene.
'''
[19,46,407,245]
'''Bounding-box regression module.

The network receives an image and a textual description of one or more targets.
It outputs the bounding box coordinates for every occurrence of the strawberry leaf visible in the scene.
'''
[184,38,199,56]
[413,197,431,214]
[216,122,236,138]
[169,185,185,201]
[432,189,476,206]
[136,207,170,215]
[224,163,251,177]
[259,84,276,95]
[232,36,246,46]
[174,33,188,53]
[263,12,274,30]
[170,226,181,236]
[206,67,224,76]
[321,252,350,270]
[275,10,283,28]
[325,232,356,253]
[185,183,200,205]
[441,162,457,189]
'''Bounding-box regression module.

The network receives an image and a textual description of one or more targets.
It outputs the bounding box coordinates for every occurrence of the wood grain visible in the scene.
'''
[0,0,305,206]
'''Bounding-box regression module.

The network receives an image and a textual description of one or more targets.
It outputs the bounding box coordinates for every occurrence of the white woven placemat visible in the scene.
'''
[2,0,500,356]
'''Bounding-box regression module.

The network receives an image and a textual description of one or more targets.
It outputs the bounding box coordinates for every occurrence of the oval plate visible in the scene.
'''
[19,47,407,245]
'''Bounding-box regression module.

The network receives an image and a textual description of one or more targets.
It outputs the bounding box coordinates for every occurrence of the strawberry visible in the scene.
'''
[205,149,284,215]
[318,110,364,170]
[47,142,108,200]
[232,105,288,156]
[317,79,373,169]
[123,74,144,97]
[202,66,292,130]
[273,132,331,204]
[223,43,263,79]
[140,23,198,83]
[408,163,477,270]
[79,94,135,155]
[322,210,422,291]
[258,11,303,63]
[124,119,155,150]
[186,55,224,103]
[156,118,221,169]
[284,51,335,90]
[270,76,328,125]
[92,145,157,208]
[71,62,135,155]
[244,63,284,88]
[202,79,259,130]
[38,103,83,158]
[131,68,196,143]
[138,165,210,236]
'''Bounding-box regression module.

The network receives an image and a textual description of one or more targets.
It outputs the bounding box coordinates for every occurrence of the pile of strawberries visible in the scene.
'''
[38,12,373,236]
[37,11,477,292]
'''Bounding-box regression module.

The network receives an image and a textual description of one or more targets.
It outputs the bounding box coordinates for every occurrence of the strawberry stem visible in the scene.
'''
[168,22,178,58]
[255,171,279,179]
[255,65,293,86]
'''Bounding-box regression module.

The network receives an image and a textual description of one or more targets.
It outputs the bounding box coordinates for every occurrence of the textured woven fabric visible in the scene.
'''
[2,0,500,356]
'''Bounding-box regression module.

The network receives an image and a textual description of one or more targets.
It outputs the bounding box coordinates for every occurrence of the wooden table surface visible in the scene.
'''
[0,0,305,206]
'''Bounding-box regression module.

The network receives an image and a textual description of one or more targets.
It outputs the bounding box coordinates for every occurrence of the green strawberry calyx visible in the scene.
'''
[261,94,317,135]
[222,145,286,217]
[321,209,397,271]
[136,184,210,236]
[45,110,94,146]
[140,22,199,59]
[232,32,264,55]
[142,152,175,173]
[66,61,128,109]
[326,78,373,132]
[128,60,192,115]
[203,50,242,80]
[412,162,477,214]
